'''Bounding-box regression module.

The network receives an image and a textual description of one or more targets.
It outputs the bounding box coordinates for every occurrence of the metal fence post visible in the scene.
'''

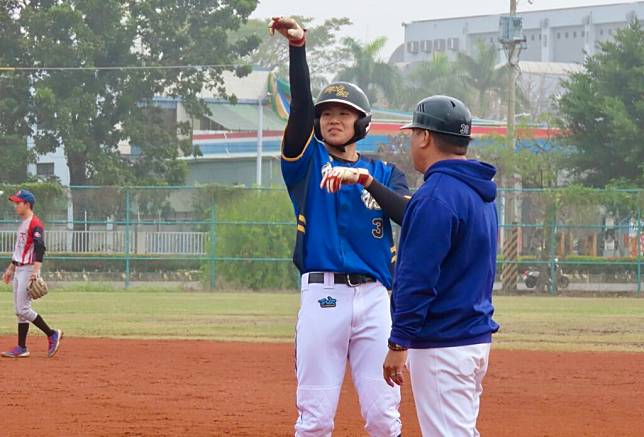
[209,205,217,290]
[125,189,130,289]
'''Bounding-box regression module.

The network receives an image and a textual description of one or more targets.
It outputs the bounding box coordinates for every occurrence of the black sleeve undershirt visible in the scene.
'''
[33,226,46,262]
[282,45,314,159]
[366,180,409,226]
[283,45,410,222]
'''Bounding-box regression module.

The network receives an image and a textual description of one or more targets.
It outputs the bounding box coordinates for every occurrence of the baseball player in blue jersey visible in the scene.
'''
[382,96,500,436]
[270,16,411,437]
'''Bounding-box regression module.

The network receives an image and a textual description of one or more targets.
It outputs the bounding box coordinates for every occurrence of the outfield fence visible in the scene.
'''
[0,185,641,295]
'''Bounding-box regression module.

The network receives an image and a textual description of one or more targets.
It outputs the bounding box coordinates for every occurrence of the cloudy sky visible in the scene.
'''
[251,0,636,57]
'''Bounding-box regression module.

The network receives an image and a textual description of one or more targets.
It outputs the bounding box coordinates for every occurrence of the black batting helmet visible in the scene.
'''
[314,82,372,147]
[401,95,472,139]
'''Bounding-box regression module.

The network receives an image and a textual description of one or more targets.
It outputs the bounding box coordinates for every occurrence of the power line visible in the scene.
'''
[0,63,251,72]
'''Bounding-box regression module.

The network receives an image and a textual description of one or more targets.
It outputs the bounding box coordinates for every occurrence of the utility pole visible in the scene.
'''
[499,0,526,293]
[507,0,518,150]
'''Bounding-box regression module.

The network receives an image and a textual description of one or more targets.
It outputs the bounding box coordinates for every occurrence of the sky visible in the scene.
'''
[250,0,637,58]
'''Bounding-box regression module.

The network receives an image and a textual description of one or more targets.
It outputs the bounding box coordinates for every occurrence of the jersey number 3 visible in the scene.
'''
[372,218,384,239]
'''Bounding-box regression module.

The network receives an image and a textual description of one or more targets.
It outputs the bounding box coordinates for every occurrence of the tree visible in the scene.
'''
[233,16,351,95]
[394,53,469,109]
[0,136,34,183]
[1,0,259,188]
[0,1,34,183]
[557,19,644,187]
[455,41,508,118]
[335,37,400,106]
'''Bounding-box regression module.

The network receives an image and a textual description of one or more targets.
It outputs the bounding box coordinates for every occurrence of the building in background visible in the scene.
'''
[391,2,643,118]
[398,2,643,65]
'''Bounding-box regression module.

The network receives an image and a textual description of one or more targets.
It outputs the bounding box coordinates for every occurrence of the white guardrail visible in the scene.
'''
[0,230,207,255]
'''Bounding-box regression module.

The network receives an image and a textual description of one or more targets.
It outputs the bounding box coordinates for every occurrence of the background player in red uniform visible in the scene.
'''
[2,189,63,358]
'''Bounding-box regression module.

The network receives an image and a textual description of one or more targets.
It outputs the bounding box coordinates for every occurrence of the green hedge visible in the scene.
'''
[18,254,202,273]
[497,255,640,275]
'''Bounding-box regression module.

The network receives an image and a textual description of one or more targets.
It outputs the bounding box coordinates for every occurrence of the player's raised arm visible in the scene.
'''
[270,17,313,159]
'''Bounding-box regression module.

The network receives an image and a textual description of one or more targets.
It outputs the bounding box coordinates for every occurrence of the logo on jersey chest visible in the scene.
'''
[361,189,381,210]
[321,162,332,178]
[318,296,337,308]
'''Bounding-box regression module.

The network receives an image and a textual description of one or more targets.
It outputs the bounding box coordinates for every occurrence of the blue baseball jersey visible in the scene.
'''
[281,133,410,289]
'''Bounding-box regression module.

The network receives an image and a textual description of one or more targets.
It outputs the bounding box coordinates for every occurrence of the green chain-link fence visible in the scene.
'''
[0,185,641,294]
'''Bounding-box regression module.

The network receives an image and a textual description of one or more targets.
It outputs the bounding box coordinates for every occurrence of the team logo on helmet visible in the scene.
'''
[322,84,349,98]
[460,124,471,136]
[361,189,381,211]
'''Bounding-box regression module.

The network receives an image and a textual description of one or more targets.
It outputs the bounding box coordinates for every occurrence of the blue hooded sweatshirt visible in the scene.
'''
[389,159,500,349]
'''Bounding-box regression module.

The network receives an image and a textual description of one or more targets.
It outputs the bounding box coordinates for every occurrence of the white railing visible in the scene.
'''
[0,230,207,255]
[145,231,205,255]
[48,230,126,253]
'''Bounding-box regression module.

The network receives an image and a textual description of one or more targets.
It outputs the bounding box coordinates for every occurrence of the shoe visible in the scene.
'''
[48,329,63,357]
[2,345,30,358]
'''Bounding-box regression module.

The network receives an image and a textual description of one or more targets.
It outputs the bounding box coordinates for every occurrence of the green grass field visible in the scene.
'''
[1,284,643,352]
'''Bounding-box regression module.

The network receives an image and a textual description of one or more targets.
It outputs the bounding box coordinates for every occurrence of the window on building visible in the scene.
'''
[556,32,561,39]
[608,28,613,35]
[36,163,55,178]
[573,31,577,38]
[539,34,542,40]
[581,30,585,37]
[565,32,568,38]
[600,29,604,35]
[531,34,535,41]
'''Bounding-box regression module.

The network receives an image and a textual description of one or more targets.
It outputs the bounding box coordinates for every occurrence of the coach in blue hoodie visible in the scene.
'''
[383,96,499,437]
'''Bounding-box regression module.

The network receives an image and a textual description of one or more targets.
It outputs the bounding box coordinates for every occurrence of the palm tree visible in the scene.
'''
[396,53,470,109]
[456,41,507,118]
[335,37,400,106]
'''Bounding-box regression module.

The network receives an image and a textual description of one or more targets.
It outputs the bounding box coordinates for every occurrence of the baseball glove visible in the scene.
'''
[27,275,48,300]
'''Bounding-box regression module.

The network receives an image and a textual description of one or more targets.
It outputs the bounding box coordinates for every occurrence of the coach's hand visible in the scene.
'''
[383,349,408,387]
[320,167,373,193]
[269,17,306,46]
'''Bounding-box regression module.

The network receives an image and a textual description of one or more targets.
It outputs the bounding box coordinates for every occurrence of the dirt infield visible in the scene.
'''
[0,337,642,436]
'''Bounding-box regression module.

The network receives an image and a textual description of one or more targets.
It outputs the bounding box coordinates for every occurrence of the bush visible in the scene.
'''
[202,189,299,290]
[0,181,67,221]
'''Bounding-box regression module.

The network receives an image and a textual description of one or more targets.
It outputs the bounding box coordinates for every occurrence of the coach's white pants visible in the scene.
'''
[295,273,401,437]
[12,265,38,323]
[408,343,491,437]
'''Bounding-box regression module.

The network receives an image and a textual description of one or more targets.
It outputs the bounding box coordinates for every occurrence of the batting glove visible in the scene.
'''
[320,167,372,193]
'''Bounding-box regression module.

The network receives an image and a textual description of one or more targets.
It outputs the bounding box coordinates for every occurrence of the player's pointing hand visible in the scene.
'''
[269,17,306,46]
[320,167,373,193]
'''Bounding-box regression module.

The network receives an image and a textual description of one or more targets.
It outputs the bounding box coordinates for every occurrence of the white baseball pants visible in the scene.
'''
[408,343,491,437]
[12,264,38,323]
[294,272,402,437]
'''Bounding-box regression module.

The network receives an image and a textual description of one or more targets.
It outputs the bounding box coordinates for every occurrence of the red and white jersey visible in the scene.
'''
[12,215,46,265]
